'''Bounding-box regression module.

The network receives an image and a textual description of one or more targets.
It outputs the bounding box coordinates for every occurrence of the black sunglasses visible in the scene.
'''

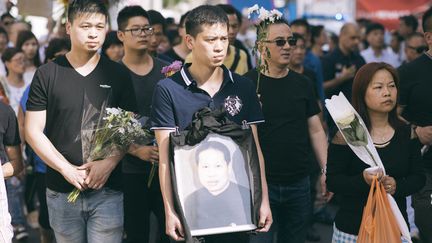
[263,37,297,47]
[407,45,428,54]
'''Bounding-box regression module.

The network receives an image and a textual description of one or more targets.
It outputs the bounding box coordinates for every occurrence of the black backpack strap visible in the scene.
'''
[230,47,241,72]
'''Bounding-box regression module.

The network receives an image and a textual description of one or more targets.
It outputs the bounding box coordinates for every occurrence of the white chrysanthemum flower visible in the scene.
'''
[106,107,121,115]
[269,16,275,23]
[270,9,283,19]
[247,4,259,18]
[258,7,270,21]
[118,127,125,134]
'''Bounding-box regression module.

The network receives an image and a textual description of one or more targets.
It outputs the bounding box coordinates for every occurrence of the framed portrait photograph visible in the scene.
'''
[172,133,257,236]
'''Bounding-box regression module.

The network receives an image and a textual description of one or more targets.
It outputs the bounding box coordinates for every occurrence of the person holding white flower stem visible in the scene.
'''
[116,5,170,243]
[326,62,425,242]
[151,5,272,242]
[397,7,432,242]
[245,16,329,243]
[24,1,137,242]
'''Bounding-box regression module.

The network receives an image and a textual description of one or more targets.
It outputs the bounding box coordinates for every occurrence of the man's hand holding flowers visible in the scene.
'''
[78,155,122,190]
[128,144,159,163]
[61,163,88,191]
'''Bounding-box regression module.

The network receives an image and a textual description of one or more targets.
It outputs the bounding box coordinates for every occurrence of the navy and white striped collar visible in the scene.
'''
[180,63,234,86]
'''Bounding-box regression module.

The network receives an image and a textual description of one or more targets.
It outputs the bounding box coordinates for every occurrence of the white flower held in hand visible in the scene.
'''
[325,92,355,126]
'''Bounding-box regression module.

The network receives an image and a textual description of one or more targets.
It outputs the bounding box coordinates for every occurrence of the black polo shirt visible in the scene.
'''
[150,64,264,131]
[321,47,366,101]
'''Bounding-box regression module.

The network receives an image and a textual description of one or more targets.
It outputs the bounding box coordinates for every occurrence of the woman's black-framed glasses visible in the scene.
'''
[263,37,297,47]
[124,26,154,36]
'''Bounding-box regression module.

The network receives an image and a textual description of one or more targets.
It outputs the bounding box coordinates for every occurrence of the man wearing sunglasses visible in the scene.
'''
[116,5,170,243]
[404,32,427,63]
[245,18,329,243]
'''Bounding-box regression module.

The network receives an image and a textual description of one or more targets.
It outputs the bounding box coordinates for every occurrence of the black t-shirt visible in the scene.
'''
[398,53,432,168]
[121,57,168,174]
[0,102,20,164]
[321,47,366,101]
[302,67,319,100]
[26,55,137,192]
[326,125,425,235]
[243,69,321,184]
[163,48,184,63]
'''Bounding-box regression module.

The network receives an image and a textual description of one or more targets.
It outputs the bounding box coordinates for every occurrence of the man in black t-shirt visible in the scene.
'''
[245,18,330,243]
[0,102,23,179]
[398,7,432,242]
[321,23,365,101]
[25,1,137,242]
[116,6,169,243]
[0,102,23,243]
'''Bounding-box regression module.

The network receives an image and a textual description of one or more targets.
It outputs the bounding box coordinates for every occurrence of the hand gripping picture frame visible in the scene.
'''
[168,108,262,241]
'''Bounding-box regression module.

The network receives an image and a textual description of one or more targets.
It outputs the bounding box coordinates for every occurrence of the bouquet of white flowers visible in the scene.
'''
[68,103,151,203]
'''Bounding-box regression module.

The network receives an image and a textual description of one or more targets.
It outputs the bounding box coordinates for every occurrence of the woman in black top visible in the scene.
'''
[326,62,425,240]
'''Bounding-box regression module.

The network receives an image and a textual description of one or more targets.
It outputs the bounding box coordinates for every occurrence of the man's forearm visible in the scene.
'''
[251,125,269,200]
[308,116,328,170]
[3,146,24,178]
[310,129,328,170]
[26,128,71,174]
[156,130,177,215]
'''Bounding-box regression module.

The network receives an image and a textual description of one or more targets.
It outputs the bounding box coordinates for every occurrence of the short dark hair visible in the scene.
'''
[185,5,228,37]
[400,15,418,32]
[1,47,22,75]
[67,0,108,24]
[352,62,403,130]
[45,38,70,63]
[16,30,41,67]
[290,18,310,33]
[310,25,324,45]
[102,31,122,56]
[365,22,384,35]
[292,32,305,43]
[217,4,242,25]
[422,6,432,32]
[406,32,425,42]
[195,141,231,165]
[117,5,150,31]
[179,11,190,28]
[148,10,166,34]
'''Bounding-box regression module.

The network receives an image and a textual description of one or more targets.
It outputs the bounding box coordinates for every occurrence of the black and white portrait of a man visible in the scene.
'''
[173,134,255,236]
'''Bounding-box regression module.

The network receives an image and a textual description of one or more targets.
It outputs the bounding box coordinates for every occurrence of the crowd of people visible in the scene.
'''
[0,0,431,243]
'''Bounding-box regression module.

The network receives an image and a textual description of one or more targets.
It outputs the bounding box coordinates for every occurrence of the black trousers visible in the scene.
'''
[413,171,432,243]
[123,172,170,243]
[35,172,51,229]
